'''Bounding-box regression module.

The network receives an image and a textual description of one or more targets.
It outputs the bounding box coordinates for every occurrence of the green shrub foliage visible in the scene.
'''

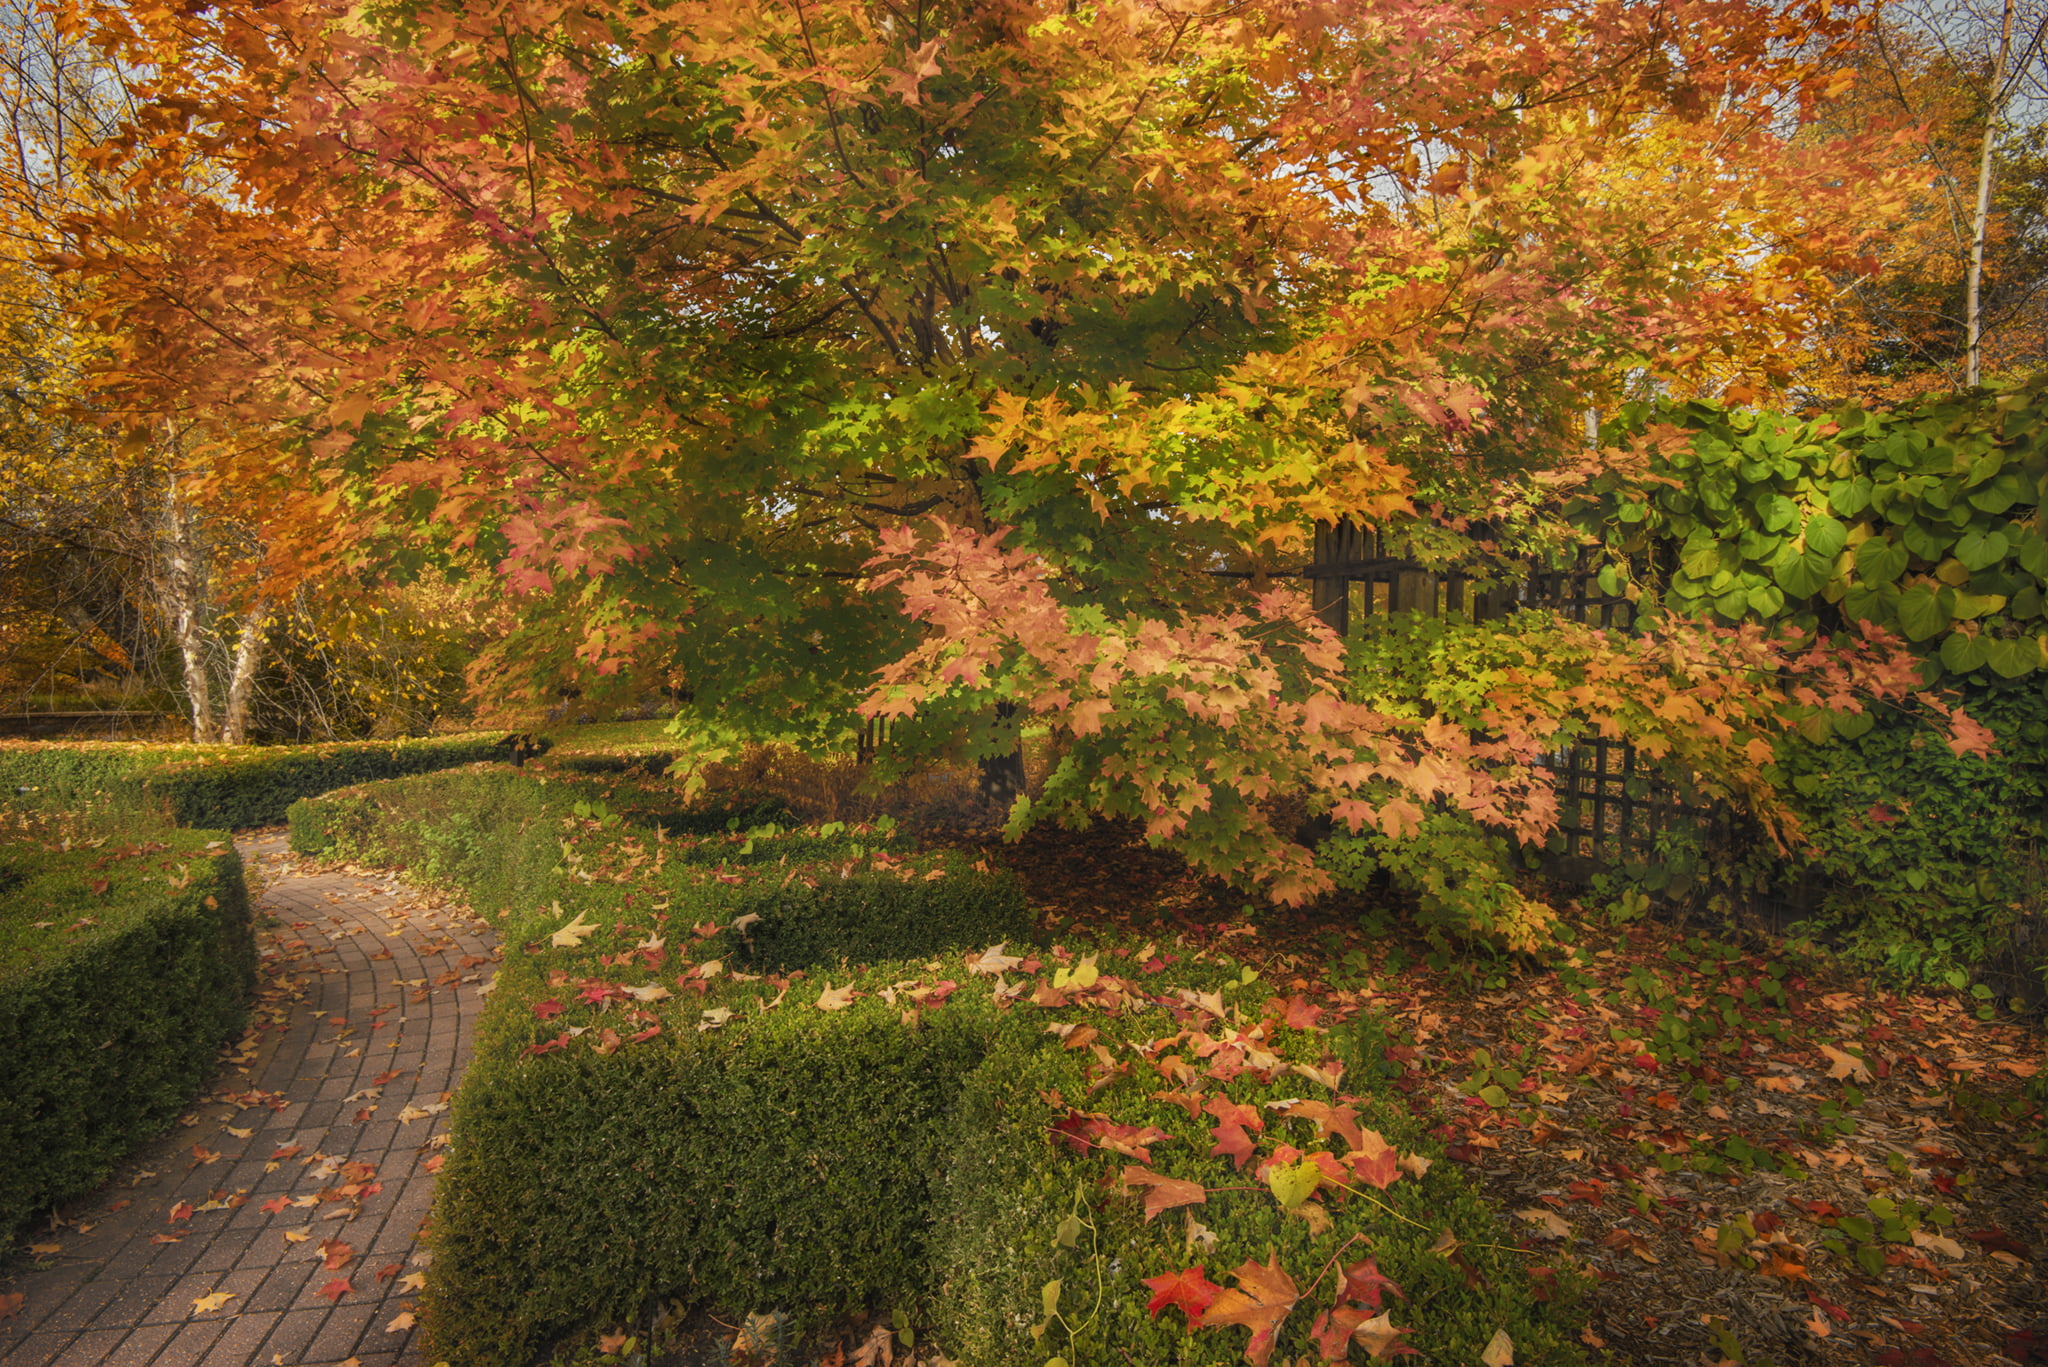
[294,771,1581,1366]
[0,735,500,829]
[0,829,255,1241]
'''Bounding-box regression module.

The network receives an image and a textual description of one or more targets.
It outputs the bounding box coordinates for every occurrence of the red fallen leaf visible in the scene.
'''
[1445,1143,1482,1163]
[168,1202,193,1223]
[1790,1198,1842,1221]
[318,1278,351,1302]
[1337,1257,1405,1310]
[88,877,110,896]
[374,1263,403,1283]
[319,1238,355,1271]
[271,1144,303,1160]
[2004,1328,2048,1363]
[1969,1228,2032,1259]
[1209,1121,1258,1170]
[1143,1264,1222,1329]
[328,1017,346,1027]
[370,1069,406,1085]
[626,1024,662,1045]
[260,1197,290,1214]
[532,999,564,1021]
[1206,1254,1300,1367]
[1807,1291,1851,1323]
[1121,1165,1207,1222]
[1091,1121,1171,1162]
[1151,1090,1205,1121]
[522,1033,571,1057]
[423,1153,446,1173]
[150,1234,181,1244]
[1282,1101,1364,1152]
[354,1108,375,1123]
[0,1292,22,1321]
[1345,1140,1401,1191]
[1278,995,1324,1031]
[1204,1096,1264,1131]
[340,1161,377,1183]
[1312,1305,1371,1361]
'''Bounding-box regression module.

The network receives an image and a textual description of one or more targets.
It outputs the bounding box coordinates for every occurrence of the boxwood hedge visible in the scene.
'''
[289,772,1586,1367]
[0,734,502,829]
[0,827,256,1241]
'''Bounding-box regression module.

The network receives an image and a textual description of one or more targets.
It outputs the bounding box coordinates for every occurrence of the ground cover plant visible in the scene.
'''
[288,766,1592,1367]
[0,806,255,1242]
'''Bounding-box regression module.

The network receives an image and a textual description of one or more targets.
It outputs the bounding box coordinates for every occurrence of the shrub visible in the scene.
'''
[931,998,1589,1367]
[0,826,255,1241]
[0,734,502,829]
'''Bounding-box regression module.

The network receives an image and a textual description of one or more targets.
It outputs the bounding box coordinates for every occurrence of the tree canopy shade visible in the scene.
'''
[55,0,1981,911]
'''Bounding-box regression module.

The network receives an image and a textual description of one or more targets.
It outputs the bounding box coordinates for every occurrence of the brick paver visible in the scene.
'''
[2,832,499,1366]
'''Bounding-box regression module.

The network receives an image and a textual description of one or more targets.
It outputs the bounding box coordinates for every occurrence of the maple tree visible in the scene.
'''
[56,0,1982,907]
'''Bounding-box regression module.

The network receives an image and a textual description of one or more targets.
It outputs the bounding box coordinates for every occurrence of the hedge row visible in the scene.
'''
[288,773,1588,1367]
[0,734,503,829]
[0,827,256,1242]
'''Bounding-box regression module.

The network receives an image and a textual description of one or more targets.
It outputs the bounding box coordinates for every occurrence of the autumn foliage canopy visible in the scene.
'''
[56,0,1981,921]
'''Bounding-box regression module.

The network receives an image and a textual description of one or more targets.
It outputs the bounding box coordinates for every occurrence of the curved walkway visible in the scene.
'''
[1,832,498,1367]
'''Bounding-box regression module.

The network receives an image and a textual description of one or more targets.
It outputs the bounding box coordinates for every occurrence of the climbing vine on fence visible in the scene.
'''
[1574,377,2048,700]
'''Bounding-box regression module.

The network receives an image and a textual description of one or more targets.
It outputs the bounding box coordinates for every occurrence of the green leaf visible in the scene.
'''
[1827,478,1872,517]
[1803,512,1848,559]
[1713,587,1751,619]
[1951,590,2006,620]
[1987,636,2042,679]
[2011,584,2044,619]
[1771,545,1832,599]
[1967,449,2004,487]
[1746,585,1785,616]
[1940,632,1989,675]
[1834,710,1874,739]
[1477,1084,1509,1108]
[1755,493,1797,532]
[1679,536,1723,579]
[1854,536,1908,585]
[1955,528,2010,571]
[1902,520,1954,561]
[1895,586,1950,642]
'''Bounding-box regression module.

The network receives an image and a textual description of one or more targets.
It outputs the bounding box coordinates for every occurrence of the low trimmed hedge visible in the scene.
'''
[0,828,255,1241]
[289,772,1585,1367]
[286,770,1024,972]
[0,734,502,829]
[933,1018,1588,1365]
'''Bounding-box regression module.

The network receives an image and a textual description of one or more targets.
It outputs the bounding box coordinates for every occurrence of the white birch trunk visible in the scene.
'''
[1968,0,2018,388]
[158,477,216,742]
[219,598,269,745]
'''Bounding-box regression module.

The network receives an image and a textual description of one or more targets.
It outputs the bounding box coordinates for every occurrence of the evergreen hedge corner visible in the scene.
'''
[931,1026,1593,1367]
[419,978,1007,1367]
[0,835,256,1242]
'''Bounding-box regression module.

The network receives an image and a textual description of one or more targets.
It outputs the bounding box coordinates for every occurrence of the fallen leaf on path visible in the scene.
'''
[318,1278,351,1302]
[191,1291,235,1314]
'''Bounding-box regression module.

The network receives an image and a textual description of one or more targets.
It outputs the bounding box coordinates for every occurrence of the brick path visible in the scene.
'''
[1,832,498,1367]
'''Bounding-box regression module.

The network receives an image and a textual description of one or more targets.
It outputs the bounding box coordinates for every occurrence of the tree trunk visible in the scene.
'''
[976,700,1027,808]
[158,479,216,742]
[1968,0,2017,388]
[219,598,269,744]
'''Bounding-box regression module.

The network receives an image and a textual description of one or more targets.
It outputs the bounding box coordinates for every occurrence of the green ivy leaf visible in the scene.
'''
[1940,632,1989,675]
[2011,584,2044,619]
[1827,477,1873,517]
[1755,493,1797,532]
[1853,536,1908,585]
[1951,590,2006,620]
[1986,636,2042,679]
[1746,585,1785,617]
[1771,544,1832,598]
[1801,515,1844,561]
[1895,585,1950,641]
[1955,528,2010,571]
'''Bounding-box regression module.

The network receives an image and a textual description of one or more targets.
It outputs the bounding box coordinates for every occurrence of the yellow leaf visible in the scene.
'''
[550,909,598,949]
[191,1291,236,1314]
[1516,1208,1572,1240]
[386,1310,415,1332]
[815,981,859,1011]
[1481,1329,1515,1367]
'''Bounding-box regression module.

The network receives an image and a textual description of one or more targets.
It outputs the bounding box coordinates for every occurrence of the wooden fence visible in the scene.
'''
[1289,518,1703,884]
